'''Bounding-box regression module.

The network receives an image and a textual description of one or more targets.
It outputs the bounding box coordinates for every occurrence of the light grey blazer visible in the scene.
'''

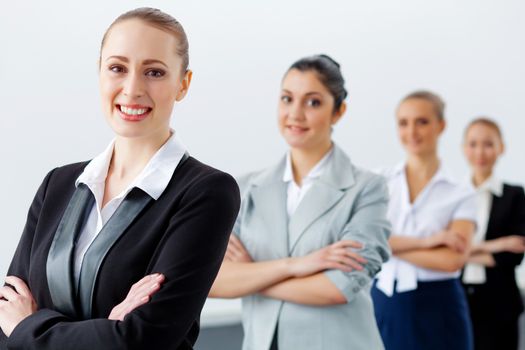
[234,144,391,350]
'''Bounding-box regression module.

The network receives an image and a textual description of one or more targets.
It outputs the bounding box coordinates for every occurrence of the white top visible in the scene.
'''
[282,147,333,217]
[376,162,477,296]
[73,131,187,284]
[462,176,503,284]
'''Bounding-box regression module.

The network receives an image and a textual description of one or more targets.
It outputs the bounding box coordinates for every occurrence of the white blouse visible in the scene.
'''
[282,147,333,217]
[376,162,477,296]
[462,176,503,284]
[73,132,187,284]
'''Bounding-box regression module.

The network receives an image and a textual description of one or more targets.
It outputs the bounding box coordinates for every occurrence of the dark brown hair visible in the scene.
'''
[100,7,189,72]
[286,54,348,113]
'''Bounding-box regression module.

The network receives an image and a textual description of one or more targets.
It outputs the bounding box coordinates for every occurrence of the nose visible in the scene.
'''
[288,102,305,122]
[123,72,145,98]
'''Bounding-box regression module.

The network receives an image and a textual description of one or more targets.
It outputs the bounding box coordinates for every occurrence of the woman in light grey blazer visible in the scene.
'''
[209,55,391,350]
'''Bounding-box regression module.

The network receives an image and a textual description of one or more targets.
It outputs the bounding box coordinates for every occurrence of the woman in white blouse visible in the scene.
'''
[371,90,477,350]
[461,118,525,350]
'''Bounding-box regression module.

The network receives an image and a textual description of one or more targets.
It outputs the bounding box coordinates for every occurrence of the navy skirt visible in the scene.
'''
[371,279,473,350]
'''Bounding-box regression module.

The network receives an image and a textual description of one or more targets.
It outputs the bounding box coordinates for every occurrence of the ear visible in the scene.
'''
[499,141,506,156]
[331,101,347,125]
[438,118,446,134]
[175,70,193,101]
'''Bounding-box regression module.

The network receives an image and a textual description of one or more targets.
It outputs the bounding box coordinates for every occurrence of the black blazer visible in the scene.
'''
[0,156,240,349]
[462,183,525,321]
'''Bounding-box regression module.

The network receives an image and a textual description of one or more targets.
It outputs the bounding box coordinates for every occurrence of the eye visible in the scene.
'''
[145,69,165,78]
[416,118,430,125]
[109,65,126,74]
[306,98,321,107]
[281,95,292,103]
[398,119,408,127]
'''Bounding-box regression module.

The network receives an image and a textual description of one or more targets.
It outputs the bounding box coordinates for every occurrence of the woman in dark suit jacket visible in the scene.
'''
[462,118,525,350]
[0,8,240,350]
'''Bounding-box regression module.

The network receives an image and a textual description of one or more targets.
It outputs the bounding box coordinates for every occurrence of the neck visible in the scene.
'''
[290,141,333,186]
[472,171,492,187]
[406,153,440,180]
[110,129,171,180]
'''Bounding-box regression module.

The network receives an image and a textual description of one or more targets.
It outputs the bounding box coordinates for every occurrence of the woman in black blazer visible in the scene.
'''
[461,118,525,350]
[0,8,240,350]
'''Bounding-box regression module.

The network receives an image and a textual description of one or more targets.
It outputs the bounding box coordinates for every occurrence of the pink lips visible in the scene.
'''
[117,104,152,122]
[287,125,308,134]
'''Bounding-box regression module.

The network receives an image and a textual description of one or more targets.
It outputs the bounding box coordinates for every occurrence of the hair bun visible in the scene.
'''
[318,54,341,69]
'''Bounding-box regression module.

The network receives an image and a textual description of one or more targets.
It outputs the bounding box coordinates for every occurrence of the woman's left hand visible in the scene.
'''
[225,234,253,263]
[0,276,37,337]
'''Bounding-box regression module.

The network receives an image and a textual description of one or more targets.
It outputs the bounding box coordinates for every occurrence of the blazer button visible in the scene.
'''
[358,278,367,286]
[352,287,360,293]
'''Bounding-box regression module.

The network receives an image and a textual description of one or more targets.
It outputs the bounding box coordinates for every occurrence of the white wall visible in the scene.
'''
[1,0,524,297]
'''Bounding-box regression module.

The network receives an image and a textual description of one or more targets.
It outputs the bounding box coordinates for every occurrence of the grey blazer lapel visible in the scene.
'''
[288,183,344,252]
[78,187,152,319]
[288,144,356,253]
[46,184,95,318]
[250,181,289,258]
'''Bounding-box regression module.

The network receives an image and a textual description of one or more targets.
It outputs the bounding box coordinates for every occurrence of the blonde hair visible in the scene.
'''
[100,7,189,72]
[464,117,503,141]
[399,90,445,121]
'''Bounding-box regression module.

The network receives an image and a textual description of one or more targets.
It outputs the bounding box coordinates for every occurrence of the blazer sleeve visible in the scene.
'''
[0,169,55,347]
[6,172,241,350]
[493,186,525,268]
[5,169,56,280]
[324,175,391,303]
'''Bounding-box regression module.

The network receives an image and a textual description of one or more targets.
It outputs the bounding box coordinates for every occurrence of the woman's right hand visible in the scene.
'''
[288,240,367,277]
[424,229,467,253]
[492,235,525,253]
[108,273,165,321]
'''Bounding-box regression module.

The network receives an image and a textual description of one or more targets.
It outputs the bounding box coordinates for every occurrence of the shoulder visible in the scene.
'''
[502,183,525,204]
[42,160,90,188]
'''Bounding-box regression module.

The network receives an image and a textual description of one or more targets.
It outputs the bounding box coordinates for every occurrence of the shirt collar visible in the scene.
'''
[393,160,455,186]
[282,147,334,183]
[76,130,187,200]
[475,175,504,197]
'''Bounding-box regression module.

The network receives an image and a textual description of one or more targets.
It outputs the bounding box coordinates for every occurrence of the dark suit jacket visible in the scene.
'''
[0,156,240,349]
[462,183,525,321]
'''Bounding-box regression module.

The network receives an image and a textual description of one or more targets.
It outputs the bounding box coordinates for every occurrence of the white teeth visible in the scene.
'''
[120,106,149,115]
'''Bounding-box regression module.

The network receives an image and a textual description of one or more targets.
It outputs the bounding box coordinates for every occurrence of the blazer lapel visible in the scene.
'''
[77,187,152,319]
[288,183,344,252]
[288,144,355,253]
[250,181,289,258]
[46,184,95,318]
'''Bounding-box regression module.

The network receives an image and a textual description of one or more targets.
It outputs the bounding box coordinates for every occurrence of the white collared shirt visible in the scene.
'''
[376,162,477,296]
[73,131,187,283]
[462,176,503,284]
[282,148,333,217]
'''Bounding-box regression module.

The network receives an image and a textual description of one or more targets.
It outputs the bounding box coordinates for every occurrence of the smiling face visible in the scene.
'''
[278,69,344,152]
[463,122,504,177]
[396,98,445,157]
[99,19,191,140]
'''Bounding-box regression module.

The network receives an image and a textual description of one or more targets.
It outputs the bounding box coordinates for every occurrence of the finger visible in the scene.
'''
[128,279,162,301]
[0,286,19,301]
[326,256,364,270]
[130,274,163,292]
[331,248,368,263]
[5,276,31,298]
[333,240,363,249]
[226,244,241,258]
[323,261,354,273]
[229,235,244,250]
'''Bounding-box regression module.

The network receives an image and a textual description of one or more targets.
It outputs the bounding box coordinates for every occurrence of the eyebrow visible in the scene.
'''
[282,89,323,97]
[105,56,168,68]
